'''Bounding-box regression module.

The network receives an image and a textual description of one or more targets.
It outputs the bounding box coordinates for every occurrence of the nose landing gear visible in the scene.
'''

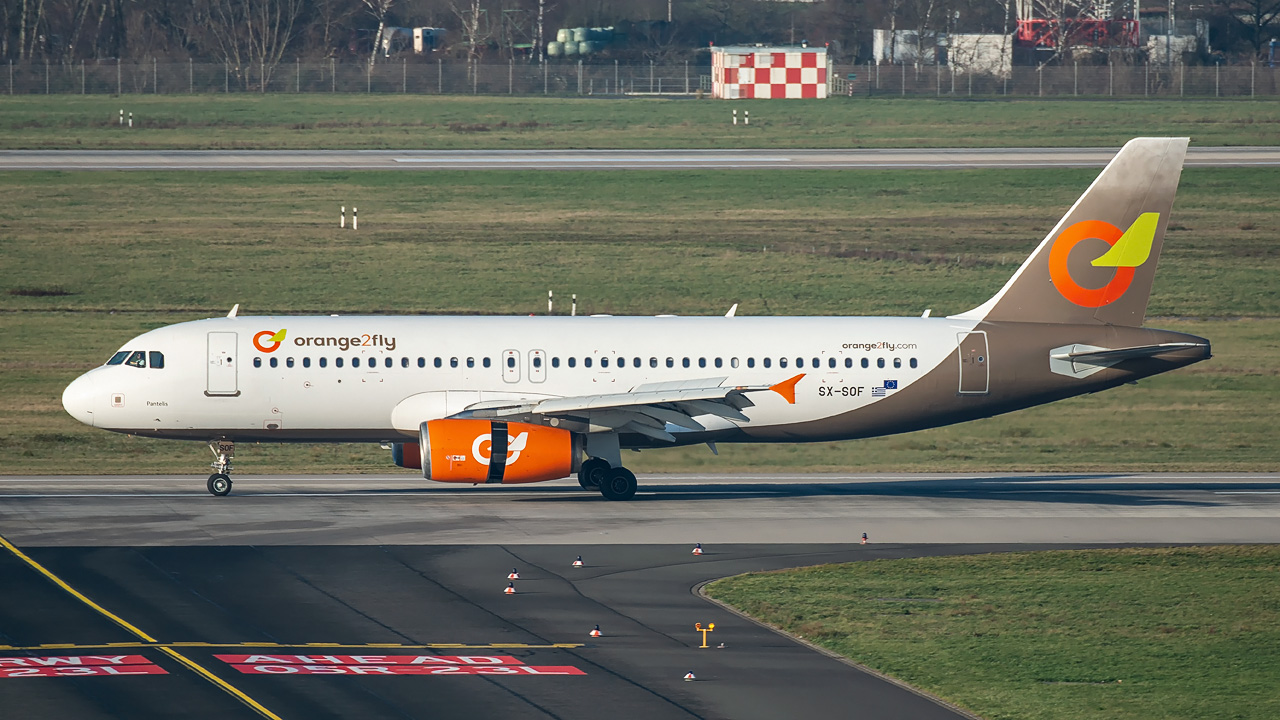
[207,440,234,496]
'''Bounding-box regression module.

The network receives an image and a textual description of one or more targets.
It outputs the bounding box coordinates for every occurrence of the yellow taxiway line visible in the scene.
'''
[0,641,585,651]
[0,533,282,720]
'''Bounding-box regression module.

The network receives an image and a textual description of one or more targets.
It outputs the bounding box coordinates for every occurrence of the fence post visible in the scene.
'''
[404,57,408,93]
[473,59,477,94]
[685,60,689,93]
[332,58,336,92]
[118,59,122,94]
[901,63,905,96]
[543,61,547,95]
[300,59,303,93]
[650,60,655,92]
[1145,62,1149,96]
[509,57,513,94]
[8,60,12,95]
[968,68,972,96]
[1251,62,1255,97]
[936,64,940,96]
[82,60,86,94]
[190,58,194,93]
[439,58,443,93]
[261,60,265,93]
[1179,63,1184,97]
[1108,60,1113,96]
[1215,63,1220,97]
[874,60,879,90]
[1038,65,1042,97]
[578,60,584,95]
[1073,61,1078,96]
[225,62,229,93]
[368,63,372,93]
[615,59,619,93]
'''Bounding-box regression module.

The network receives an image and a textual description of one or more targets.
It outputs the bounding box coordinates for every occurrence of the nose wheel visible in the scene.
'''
[207,473,232,496]
[207,440,235,497]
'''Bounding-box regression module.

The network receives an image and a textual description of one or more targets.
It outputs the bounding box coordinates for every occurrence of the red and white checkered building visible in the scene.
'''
[711,46,830,99]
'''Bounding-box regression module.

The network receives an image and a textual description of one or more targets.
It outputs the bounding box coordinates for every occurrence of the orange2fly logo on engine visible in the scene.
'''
[252,329,287,353]
[1048,213,1159,308]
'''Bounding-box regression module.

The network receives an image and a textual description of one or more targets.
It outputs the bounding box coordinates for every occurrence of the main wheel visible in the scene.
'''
[207,473,232,497]
[599,467,637,501]
[578,458,609,490]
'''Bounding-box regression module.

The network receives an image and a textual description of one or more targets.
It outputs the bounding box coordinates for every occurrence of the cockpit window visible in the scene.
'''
[125,351,146,368]
[149,351,165,369]
[107,351,129,366]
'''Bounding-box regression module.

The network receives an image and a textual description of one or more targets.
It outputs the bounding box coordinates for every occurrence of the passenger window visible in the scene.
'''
[634,357,642,368]
[552,357,560,368]
[682,358,690,368]
[650,357,658,368]
[861,358,869,369]
[386,357,393,368]
[401,357,408,368]
[352,357,361,368]
[747,358,755,368]
[795,358,804,368]
[584,357,593,368]
[467,357,475,368]
[303,357,311,368]
[434,357,442,368]
[764,358,771,368]
[894,358,902,369]
[714,358,723,368]
[107,351,129,365]
[601,357,610,368]
[270,357,278,368]
[418,357,425,368]
[125,351,146,368]
[845,358,852,368]
[698,358,707,368]
[731,358,739,368]
[320,357,328,368]
[253,357,262,368]
[336,357,344,368]
[780,358,788,368]
[533,356,542,368]
[828,358,836,368]
[483,357,491,368]
[877,358,885,368]
[149,351,165,369]
[286,357,294,368]
[451,357,459,368]
[910,358,918,368]
[568,357,577,368]
[506,356,514,368]
[666,357,674,368]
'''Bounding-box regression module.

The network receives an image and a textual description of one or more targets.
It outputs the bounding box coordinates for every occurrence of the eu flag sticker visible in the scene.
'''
[884,380,898,390]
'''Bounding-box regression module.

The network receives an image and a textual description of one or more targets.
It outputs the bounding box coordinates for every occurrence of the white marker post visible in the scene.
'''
[341,206,346,228]
[732,108,737,125]
[352,207,358,230]
[571,294,577,317]
[548,290,554,315]
[745,110,749,126]
[119,109,123,125]
[128,112,133,128]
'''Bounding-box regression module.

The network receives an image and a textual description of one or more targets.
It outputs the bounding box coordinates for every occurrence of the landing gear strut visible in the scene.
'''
[207,440,234,497]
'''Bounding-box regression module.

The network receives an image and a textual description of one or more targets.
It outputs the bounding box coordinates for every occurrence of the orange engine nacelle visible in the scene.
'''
[418,419,581,484]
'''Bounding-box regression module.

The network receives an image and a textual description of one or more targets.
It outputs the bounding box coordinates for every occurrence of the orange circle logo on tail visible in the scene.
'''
[1048,220,1135,308]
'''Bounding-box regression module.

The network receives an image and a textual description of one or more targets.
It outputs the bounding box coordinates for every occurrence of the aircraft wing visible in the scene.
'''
[456,374,804,442]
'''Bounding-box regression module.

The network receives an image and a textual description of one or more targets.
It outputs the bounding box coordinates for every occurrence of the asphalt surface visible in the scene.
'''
[1,147,1278,170]
[3,472,1278,719]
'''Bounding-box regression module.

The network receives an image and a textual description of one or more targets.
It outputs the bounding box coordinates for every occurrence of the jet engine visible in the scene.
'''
[415,419,581,484]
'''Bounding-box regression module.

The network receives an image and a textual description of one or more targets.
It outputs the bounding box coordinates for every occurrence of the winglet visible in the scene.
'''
[769,374,805,404]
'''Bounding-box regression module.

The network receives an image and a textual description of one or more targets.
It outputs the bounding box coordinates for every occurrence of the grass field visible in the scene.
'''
[1,167,1276,474]
[705,546,1280,720]
[2,95,1279,149]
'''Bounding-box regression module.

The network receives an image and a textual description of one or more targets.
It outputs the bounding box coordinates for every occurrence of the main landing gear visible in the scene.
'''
[578,457,637,501]
[207,440,234,497]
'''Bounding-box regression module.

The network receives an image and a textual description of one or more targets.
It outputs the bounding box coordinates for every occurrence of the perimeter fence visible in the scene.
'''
[5,59,1279,98]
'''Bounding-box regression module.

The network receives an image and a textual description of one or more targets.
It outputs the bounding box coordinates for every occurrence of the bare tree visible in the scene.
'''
[1221,0,1280,57]
[452,0,488,62]
[191,0,303,88]
[362,0,392,67]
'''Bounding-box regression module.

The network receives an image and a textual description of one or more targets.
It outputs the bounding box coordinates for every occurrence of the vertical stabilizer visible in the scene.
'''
[958,137,1189,327]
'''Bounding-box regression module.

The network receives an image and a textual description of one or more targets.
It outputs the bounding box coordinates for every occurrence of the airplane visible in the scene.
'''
[61,137,1210,500]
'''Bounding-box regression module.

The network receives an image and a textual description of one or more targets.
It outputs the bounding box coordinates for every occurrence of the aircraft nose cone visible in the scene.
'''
[62,373,97,427]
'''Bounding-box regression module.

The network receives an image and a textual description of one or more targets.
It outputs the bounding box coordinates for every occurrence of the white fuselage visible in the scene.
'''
[62,314,975,445]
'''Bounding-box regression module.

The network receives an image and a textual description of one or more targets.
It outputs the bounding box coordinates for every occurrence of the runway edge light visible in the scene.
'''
[692,543,703,556]
[572,555,584,568]
[508,568,520,579]
[684,671,696,681]
[590,625,602,638]
[504,582,515,595]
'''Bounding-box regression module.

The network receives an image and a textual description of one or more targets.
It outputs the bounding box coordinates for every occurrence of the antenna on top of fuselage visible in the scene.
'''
[725,303,738,318]
[227,304,239,318]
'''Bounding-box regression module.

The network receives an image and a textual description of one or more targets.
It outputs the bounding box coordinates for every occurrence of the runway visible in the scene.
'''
[1,147,1278,170]
[3,472,1276,719]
